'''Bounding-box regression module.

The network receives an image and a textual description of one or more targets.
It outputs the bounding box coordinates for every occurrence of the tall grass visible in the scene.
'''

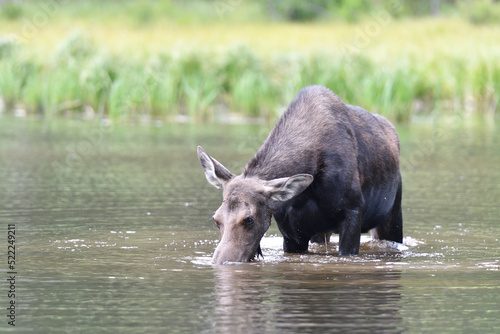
[0,33,499,123]
[1,4,500,124]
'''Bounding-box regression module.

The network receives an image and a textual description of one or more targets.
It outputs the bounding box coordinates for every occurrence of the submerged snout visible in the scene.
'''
[212,246,248,265]
[212,240,262,265]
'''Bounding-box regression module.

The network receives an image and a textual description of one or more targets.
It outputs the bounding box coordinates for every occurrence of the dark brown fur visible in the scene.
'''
[198,85,402,264]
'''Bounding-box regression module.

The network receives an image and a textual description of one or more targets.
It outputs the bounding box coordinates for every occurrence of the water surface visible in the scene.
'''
[0,116,499,333]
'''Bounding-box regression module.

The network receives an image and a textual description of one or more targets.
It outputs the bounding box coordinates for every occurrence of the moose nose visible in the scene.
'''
[212,244,236,265]
[212,247,225,265]
[212,241,249,265]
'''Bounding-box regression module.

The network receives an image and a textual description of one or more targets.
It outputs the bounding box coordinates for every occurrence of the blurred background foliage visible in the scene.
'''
[0,0,499,123]
[2,0,500,24]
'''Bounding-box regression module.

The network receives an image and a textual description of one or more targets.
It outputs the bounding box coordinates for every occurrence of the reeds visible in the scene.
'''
[0,28,499,123]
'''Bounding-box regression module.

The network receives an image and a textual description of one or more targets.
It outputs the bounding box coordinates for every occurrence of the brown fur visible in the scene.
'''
[198,86,403,264]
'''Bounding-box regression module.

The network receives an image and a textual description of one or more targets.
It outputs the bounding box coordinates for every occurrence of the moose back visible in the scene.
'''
[197,85,402,264]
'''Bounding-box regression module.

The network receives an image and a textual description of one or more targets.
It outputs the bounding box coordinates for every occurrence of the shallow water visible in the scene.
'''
[0,116,499,333]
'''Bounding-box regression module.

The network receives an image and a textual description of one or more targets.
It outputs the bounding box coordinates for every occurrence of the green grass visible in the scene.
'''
[0,1,499,123]
[1,37,499,123]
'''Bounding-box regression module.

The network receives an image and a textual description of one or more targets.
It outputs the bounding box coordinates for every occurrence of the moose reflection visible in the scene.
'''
[208,264,403,333]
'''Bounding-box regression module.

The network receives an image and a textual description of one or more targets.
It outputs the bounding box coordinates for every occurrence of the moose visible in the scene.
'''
[197,85,403,264]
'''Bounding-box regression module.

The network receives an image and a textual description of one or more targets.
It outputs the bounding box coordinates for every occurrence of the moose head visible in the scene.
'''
[197,146,313,264]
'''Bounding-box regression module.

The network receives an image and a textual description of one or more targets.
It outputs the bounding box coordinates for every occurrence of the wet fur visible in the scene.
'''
[244,85,403,255]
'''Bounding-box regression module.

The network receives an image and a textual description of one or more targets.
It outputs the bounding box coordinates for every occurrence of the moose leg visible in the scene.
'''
[371,179,403,243]
[283,236,309,253]
[338,208,362,256]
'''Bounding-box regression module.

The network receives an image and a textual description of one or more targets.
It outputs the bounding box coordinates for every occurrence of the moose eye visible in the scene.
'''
[243,216,255,227]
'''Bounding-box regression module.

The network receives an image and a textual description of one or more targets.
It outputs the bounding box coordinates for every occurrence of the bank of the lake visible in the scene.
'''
[1,16,499,123]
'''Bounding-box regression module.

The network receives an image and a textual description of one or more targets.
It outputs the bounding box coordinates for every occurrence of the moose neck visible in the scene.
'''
[243,144,319,182]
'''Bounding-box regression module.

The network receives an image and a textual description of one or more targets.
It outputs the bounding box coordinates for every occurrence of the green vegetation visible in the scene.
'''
[459,0,500,25]
[0,0,499,123]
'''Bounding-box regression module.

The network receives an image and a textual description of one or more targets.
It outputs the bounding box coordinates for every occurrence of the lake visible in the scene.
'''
[1,115,499,333]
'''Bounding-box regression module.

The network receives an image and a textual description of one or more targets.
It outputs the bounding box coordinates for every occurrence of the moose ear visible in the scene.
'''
[197,146,234,189]
[264,174,314,202]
